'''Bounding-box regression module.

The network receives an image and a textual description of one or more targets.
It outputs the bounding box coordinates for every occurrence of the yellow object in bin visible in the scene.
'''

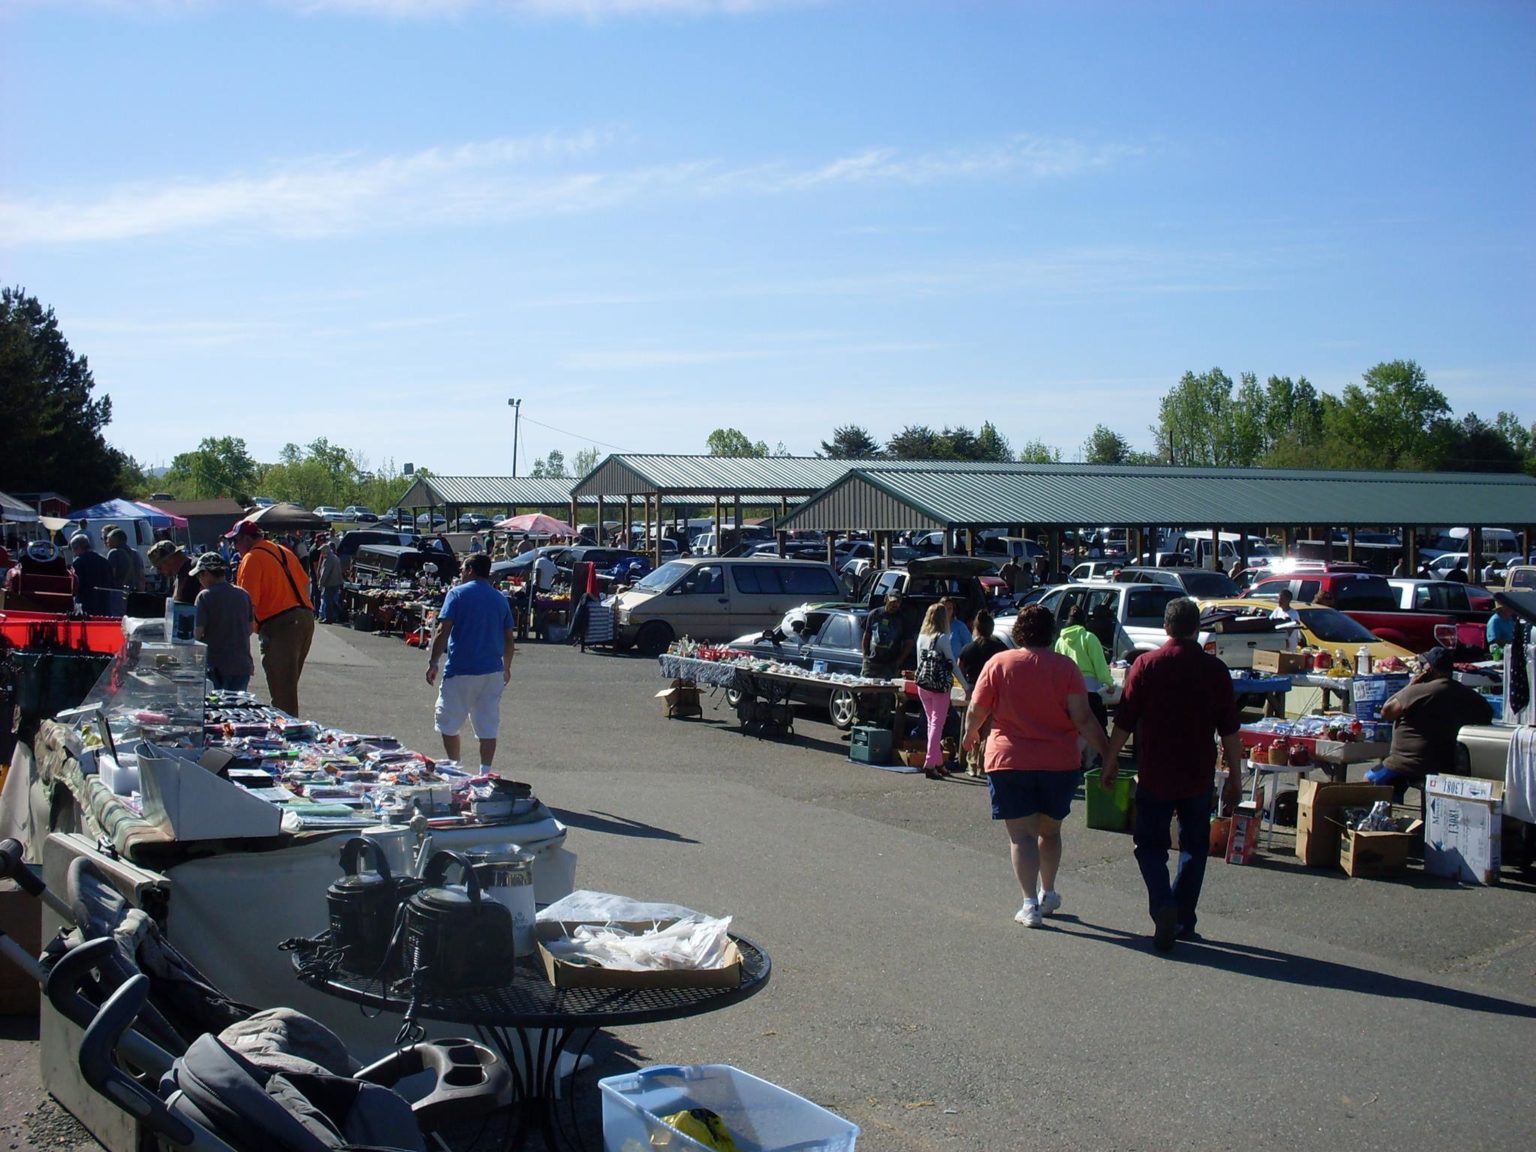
[657,1108,740,1151]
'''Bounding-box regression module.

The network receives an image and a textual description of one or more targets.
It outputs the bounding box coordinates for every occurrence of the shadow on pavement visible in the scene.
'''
[1054,916,1536,1020]
[550,809,700,845]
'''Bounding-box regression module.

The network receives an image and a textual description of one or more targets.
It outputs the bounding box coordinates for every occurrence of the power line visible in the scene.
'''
[517,414,626,454]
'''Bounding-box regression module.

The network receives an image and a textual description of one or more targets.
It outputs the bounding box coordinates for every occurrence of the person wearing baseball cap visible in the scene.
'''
[1371,645,1493,812]
[147,539,200,605]
[68,533,116,615]
[191,551,254,692]
[232,520,314,714]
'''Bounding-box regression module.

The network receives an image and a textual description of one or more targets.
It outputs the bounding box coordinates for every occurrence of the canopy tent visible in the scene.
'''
[0,491,40,524]
[70,497,183,530]
[496,512,576,536]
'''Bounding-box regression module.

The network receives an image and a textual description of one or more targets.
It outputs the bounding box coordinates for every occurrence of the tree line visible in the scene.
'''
[5,284,1534,513]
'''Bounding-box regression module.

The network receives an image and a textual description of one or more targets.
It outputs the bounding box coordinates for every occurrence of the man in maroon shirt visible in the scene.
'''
[1105,598,1244,951]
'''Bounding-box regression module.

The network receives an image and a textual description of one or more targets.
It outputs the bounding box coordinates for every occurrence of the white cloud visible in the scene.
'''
[0,131,1138,247]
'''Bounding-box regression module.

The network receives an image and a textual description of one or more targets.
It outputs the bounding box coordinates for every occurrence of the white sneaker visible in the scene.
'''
[1038,890,1062,917]
[1014,900,1043,928]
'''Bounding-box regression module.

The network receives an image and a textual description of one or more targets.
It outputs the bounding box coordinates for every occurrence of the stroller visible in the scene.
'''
[1,839,511,1152]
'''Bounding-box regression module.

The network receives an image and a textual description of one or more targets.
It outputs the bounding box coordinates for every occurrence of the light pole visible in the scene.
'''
[507,398,522,477]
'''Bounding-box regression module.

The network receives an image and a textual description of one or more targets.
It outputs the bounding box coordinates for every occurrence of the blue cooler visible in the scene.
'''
[1351,673,1410,721]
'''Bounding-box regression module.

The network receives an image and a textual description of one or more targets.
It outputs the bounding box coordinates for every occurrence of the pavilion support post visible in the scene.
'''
[1049,530,1062,581]
[714,496,723,556]
[1209,526,1221,571]
[1470,526,1482,580]
[596,496,605,543]
[1403,525,1414,574]
[777,496,788,554]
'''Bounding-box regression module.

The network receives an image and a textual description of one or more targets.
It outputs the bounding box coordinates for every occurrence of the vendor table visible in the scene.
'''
[288,932,771,1152]
[658,654,905,738]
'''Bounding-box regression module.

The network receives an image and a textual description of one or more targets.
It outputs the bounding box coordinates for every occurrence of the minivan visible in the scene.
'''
[610,556,842,656]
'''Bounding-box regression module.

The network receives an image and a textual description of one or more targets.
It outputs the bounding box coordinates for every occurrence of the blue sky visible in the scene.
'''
[3,0,1533,477]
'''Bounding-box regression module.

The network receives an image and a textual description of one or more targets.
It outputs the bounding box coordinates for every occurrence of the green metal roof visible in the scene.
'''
[778,464,1536,531]
[572,454,852,498]
[394,475,590,509]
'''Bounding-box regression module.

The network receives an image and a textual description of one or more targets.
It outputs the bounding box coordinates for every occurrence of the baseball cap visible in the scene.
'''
[233,521,263,539]
[1419,645,1455,674]
[147,540,179,564]
[190,551,227,575]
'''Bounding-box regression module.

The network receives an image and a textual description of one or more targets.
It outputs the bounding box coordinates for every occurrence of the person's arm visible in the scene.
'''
[194,592,207,643]
[426,616,453,684]
[502,626,517,685]
[1088,633,1111,687]
[1066,692,1112,764]
[1380,678,1424,722]
[1219,730,1245,810]
[1103,662,1141,783]
[861,615,873,657]
[961,669,994,751]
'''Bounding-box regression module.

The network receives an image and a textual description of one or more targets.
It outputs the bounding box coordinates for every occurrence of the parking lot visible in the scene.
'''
[6,624,1535,1151]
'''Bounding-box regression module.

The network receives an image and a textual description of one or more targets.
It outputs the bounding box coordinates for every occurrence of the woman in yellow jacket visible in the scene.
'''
[1054,605,1111,739]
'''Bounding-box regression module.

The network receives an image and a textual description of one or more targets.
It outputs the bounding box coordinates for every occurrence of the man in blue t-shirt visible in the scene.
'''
[425,552,517,775]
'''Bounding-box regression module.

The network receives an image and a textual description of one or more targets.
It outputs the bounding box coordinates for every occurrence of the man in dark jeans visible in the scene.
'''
[1105,598,1244,952]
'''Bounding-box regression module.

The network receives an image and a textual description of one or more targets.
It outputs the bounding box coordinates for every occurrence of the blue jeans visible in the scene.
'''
[320,586,341,623]
[1133,786,1212,933]
[209,670,251,693]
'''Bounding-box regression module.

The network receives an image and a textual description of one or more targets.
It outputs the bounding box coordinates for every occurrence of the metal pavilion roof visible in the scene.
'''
[778,464,1536,531]
[394,475,594,509]
[572,455,853,499]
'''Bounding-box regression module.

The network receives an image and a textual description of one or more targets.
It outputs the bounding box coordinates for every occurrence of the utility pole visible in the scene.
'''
[507,397,522,477]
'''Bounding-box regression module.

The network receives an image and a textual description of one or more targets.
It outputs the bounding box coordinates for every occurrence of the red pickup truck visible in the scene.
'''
[1243,572,1484,651]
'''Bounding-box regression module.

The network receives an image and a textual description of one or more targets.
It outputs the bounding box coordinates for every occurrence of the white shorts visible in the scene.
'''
[434,672,506,739]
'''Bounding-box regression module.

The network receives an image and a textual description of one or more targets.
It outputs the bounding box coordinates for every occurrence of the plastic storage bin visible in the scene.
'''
[1084,768,1136,831]
[847,726,892,765]
[600,1064,858,1152]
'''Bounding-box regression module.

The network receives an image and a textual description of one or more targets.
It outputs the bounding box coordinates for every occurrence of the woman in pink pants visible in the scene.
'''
[914,602,957,779]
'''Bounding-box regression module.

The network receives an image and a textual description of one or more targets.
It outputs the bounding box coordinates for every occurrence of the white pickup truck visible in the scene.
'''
[1026,582,1289,668]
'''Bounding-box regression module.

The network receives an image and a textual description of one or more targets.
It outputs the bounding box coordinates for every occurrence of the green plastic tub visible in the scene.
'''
[1084,768,1136,831]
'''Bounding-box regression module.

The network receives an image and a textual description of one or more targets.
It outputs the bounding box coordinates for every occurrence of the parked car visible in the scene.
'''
[415,512,449,531]
[334,528,417,561]
[1200,599,1414,665]
[725,605,877,729]
[351,543,460,583]
[455,512,494,531]
[610,556,843,656]
[1030,582,1287,668]
[1067,560,1125,584]
[1386,579,1493,623]
[489,545,567,582]
[313,505,345,521]
[343,506,379,523]
[249,496,277,508]
[854,556,996,654]
[1243,572,1479,651]
[1117,566,1241,599]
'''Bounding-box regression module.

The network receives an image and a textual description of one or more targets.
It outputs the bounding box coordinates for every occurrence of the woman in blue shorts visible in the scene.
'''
[962,605,1112,928]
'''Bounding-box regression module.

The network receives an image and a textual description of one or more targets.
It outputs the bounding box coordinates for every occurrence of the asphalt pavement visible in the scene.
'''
[4,621,1535,1151]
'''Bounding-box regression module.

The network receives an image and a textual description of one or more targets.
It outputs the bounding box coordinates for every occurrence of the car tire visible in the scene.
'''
[636,621,674,658]
[827,687,858,731]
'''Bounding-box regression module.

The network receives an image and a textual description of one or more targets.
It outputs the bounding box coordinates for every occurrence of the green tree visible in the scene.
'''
[706,428,768,457]
[571,446,601,478]
[0,286,132,503]
[1016,438,1062,463]
[972,421,1012,463]
[530,450,568,478]
[1437,413,1527,473]
[1081,424,1131,464]
[1257,375,1324,459]
[1152,368,1240,466]
[163,436,261,499]
[1323,359,1451,469]
[886,425,944,459]
[819,425,882,459]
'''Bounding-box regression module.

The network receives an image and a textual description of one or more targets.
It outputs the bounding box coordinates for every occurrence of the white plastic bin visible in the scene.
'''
[599,1064,858,1152]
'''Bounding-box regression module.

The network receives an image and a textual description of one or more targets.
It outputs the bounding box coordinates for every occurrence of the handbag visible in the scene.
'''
[915,642,953,693]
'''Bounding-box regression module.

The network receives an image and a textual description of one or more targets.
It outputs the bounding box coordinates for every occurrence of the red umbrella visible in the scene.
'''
[495,513,575,535]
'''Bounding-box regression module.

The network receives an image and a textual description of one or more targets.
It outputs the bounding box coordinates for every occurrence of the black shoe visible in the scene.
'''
[1153,904,1178,952]
[1175,923,1200,941]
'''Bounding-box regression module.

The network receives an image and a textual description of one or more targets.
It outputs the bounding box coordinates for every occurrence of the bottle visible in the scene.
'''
[1356,646,1371,675]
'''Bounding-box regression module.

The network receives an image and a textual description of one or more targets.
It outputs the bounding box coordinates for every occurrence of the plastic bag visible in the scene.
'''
[537,890,733,971]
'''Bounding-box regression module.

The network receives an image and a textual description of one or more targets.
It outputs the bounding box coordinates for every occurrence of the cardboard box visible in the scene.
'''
[1339,826,1415,877]
[1425,774,1504,884]
[1295,779,1394,867]
[535,920,743,990]
[1253,649,1308,674]
[1351,673,1410,721]
[0,878,43,1015]
[655,680,702,719]
[1225,810,1262,864]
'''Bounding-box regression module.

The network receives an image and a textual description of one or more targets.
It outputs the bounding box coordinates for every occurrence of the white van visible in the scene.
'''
[1165,531,1276,570]
[611,556,842,656]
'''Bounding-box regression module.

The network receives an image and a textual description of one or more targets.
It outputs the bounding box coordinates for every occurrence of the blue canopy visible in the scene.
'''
[71,497,175,529]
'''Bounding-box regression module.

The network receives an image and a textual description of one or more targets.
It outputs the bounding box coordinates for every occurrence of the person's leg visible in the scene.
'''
[225,674,250,693]
[468,673,507,773]
[261,621,300,715]
[1171,791,1212,934]
[434,677,467,764]
[440,732,462,762]
[1132,787,1176,918]
[1005,814,1042,900]
[1035,814,1064,895]
[289,609,315,714]
[920,688,948,771]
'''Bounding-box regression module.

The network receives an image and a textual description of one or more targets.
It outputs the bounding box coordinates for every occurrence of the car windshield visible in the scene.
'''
[1296,607,1379,643]
[634,560,689,592]
[1179,571,1240,597]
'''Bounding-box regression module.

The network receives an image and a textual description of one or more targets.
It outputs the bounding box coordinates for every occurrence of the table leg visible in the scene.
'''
[476,1023,593,1152]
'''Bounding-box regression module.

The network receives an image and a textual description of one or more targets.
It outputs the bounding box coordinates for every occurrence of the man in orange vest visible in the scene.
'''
[233,521,315,716]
